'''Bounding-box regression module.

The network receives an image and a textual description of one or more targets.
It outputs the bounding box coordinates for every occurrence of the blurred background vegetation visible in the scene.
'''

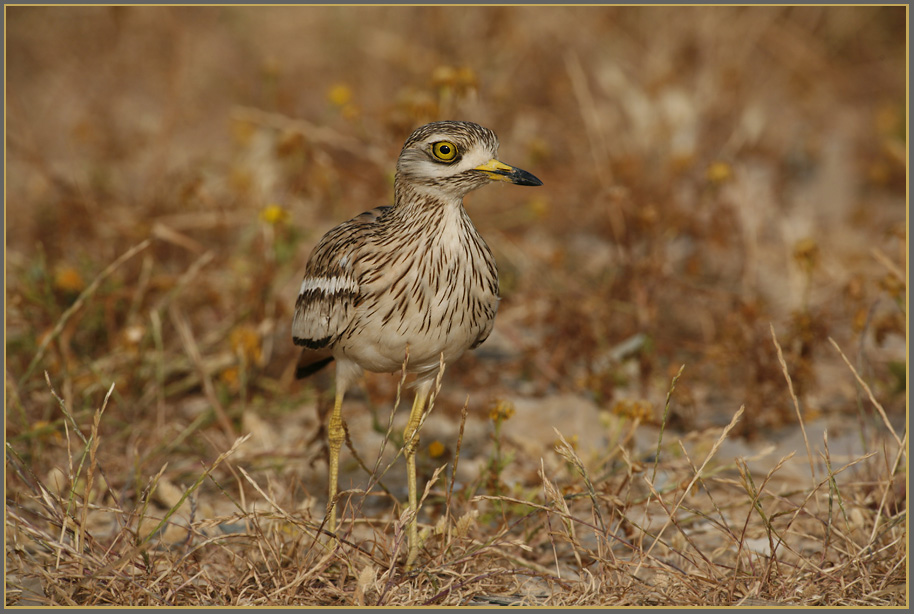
[7,5,905,431]
[4,6,907,605]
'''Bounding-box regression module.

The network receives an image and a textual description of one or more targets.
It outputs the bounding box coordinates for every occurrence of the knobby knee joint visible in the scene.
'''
[328,415,345,450]
[403,423,421,455]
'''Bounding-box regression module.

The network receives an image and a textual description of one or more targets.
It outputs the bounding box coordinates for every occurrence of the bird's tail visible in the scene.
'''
[295,349,335,379]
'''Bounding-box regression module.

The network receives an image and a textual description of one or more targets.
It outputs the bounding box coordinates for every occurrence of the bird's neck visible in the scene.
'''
[391,177,477,245]
[394,176,464,216]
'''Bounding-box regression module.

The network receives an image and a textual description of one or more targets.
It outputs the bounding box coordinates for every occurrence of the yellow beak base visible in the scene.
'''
[473,159,543,186]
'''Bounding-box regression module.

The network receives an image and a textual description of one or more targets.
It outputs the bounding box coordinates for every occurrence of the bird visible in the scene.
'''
[292,120,542,568]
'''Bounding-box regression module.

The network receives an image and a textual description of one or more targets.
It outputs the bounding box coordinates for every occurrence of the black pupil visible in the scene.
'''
[439,144,451,155]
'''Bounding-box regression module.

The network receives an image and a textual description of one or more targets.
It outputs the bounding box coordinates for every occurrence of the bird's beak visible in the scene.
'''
[474,159,543,186]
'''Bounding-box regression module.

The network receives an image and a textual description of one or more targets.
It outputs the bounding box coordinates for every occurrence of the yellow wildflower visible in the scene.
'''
[428,440,446,458]
[53,265,85,294]
[610,399,653,422]
[706,161,732,185]
[489,399,516,423]
[229,325,262,365]
[327,83,353,107]
[260,204,289,226]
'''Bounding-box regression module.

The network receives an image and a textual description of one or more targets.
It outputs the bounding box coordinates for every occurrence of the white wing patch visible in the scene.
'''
[298,275,358,296]
[292,272,359,349]
[291,207,387,351]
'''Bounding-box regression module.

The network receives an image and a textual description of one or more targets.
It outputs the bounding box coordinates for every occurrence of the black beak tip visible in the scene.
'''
[512,168,543,187]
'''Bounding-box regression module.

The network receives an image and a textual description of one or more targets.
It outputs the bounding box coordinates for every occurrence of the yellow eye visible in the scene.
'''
[432,141,458,162]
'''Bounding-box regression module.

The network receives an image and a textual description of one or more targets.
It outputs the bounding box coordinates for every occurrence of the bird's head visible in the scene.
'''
[395,121,542,201]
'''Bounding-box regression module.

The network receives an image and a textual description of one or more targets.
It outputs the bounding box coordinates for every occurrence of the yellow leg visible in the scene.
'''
[326,386,345,533]
[403,388,429,569]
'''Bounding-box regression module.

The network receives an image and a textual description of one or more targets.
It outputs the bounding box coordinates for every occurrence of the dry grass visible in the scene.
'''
[5,6,907,607]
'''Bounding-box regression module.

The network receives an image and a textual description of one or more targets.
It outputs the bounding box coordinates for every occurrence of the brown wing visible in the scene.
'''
[292,206,389,352]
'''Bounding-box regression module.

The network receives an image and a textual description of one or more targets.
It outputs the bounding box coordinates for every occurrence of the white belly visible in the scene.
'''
[337,262,498,375]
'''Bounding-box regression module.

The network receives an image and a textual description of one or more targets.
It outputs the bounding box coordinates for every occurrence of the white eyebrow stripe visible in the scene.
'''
[299,276,358,296]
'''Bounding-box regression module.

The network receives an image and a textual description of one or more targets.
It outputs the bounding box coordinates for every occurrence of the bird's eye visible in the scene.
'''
[432,141,458,162]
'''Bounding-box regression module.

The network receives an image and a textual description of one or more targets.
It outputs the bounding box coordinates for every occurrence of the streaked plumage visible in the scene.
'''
[292,120,542,568]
